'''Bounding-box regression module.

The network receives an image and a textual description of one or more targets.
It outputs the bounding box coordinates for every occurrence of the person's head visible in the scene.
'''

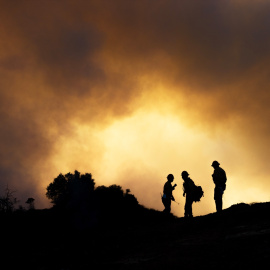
[181,171,189,180]
[211,160,220,168]
[167,174,174,182]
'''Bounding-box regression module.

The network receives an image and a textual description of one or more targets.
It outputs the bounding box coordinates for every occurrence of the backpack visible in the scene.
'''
[193,185,204,202]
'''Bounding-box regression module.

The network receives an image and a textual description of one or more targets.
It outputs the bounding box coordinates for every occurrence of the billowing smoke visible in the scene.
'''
[1,1,270,215]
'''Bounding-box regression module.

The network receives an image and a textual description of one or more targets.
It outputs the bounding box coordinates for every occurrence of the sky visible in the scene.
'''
[1,0,270,217]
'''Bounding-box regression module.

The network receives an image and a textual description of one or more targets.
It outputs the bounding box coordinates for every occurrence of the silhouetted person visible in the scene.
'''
[182,171,195,218]
[162,174,176,215]
[211,160,227,212]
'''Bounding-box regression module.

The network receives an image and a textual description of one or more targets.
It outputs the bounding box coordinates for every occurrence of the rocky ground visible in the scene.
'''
[2,202,270,269]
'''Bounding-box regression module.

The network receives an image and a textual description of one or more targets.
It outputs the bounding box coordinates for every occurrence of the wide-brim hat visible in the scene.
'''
[211,160,220,167]
[181,171,189,177]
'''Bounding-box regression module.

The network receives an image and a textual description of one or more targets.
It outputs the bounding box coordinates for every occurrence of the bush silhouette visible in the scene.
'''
[25,198,35,210]
[46,170,95,210]
[46,171,139,226]
[94,184,139,225]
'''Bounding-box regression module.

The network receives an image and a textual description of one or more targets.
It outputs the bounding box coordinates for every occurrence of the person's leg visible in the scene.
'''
[214,187,219,212]
[185,195,193,217]
[167,199,171,213]
[215,198,220,212]
[163,198,171,214]
[190,201,193,217]
[187,196,193,217]
[214,187,223,212]
[184,199,188,217]
[217,196,222,212]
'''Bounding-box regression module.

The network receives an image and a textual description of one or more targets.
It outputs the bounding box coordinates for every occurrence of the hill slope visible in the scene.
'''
[2,202,270,269]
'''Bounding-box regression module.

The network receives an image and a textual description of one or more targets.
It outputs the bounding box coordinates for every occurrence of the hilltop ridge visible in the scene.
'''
[1,202,270,269]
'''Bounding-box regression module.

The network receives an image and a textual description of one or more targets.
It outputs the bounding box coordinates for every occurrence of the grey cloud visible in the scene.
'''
[1,0,270,208]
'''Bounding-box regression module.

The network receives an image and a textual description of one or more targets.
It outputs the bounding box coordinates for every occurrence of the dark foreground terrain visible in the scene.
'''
[1,202,270,269]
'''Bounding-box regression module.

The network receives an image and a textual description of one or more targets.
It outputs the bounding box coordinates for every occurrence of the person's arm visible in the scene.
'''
[223,170,227,182]
[212,172,217,184]
[170,183,175,200]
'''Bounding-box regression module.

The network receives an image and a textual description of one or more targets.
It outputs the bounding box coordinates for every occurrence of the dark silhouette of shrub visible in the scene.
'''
[46,170,95,211]
[94,184,139,224]
[46,171,139,227]
[0,185,18,213]
[25,198,35,210]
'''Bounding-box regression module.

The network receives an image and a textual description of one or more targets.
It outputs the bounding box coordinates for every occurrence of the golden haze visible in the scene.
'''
[0,1,270,216]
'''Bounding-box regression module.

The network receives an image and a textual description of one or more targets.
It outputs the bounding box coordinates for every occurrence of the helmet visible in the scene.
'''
[167,174,174,181]
[181,171,189,177]
[211,160,220,167]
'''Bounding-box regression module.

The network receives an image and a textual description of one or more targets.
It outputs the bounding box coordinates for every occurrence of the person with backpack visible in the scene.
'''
[182,171,196,218]
[162,174,177,215]
[211,160,227,212]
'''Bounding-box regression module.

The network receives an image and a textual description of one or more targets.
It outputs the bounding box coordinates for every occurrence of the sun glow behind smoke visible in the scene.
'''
[49,109,236,216]
[2,0,270,216]
[42,104,270,216]
[95,111,223,217]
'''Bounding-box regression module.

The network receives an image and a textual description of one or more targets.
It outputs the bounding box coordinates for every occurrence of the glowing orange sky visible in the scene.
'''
[1,0,270,216]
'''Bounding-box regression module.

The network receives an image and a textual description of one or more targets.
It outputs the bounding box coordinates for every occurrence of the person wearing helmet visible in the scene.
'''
[211,161,227,212]
[182,171,196,218]
[162,174,177,215]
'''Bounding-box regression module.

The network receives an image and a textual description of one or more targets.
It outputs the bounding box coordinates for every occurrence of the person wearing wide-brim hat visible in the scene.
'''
[211,161,227,212]
[182,171,195,218]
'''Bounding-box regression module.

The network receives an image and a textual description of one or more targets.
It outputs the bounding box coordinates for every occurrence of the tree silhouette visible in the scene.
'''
[94,184,139,223]
[95,184,125,211]
[46,170,139,227]
[26,198,35,210]
[46,170,95,210]
[46,173,68,207]
[0,185,18,213]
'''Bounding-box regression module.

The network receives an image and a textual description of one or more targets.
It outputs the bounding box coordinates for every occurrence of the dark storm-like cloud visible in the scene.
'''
[0,94,51,204]
[7,0,270,105]
[1,0,270,207]
[30,24,105,92]
[105,0,270,89]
